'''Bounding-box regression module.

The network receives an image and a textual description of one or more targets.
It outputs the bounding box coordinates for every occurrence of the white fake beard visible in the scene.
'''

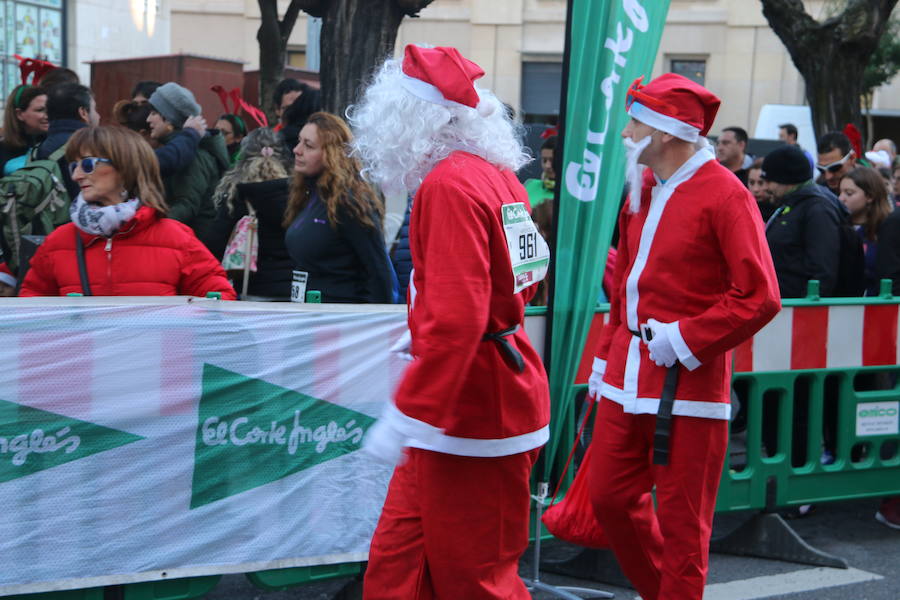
[622,135,652,213]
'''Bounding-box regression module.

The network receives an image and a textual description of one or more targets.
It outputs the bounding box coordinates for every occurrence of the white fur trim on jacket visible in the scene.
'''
[669,321,701,370]
[628,101,701,143]
[399,74,473,110]
[379,401,549,457]
[601,383,731,420]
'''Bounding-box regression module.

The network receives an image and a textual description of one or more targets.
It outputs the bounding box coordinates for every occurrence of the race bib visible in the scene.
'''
[290,270,308,303]
[501,202,550,294]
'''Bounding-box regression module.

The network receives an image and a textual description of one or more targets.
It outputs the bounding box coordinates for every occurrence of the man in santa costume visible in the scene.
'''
[586,74,781,600]
[349,45,550,599]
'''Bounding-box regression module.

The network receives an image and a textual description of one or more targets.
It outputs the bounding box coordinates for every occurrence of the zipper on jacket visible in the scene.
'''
[105,237,113,289]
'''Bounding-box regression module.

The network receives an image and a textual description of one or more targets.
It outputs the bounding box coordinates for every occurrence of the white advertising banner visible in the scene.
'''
[0,299,408,595]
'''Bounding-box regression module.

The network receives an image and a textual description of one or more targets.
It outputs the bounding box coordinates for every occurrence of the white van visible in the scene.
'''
[754,104,817,155]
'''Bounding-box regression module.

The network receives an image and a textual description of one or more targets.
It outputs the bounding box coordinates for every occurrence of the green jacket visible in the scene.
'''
[162,130,229,246]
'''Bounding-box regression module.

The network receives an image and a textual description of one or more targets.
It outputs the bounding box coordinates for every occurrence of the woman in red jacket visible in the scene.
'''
[20,126,235,298]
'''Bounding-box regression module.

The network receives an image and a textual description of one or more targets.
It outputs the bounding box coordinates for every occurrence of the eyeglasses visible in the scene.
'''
[815,152,852,174]
[68,157,112,176]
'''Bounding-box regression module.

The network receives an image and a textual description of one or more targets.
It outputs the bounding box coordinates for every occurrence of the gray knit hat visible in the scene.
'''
[148,82,201,128]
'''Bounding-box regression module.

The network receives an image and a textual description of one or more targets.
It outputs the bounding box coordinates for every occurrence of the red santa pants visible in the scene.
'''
[363,447,539,600]
[588,397,728,600]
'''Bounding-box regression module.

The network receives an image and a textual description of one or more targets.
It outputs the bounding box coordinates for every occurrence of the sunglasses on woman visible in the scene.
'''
[815,151,852,174]
[69,157,113,176]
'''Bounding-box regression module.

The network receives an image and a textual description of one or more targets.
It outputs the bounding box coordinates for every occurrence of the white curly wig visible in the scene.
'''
[347,57,531,195]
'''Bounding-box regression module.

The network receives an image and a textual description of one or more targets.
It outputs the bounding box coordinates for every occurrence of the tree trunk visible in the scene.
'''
[760,0,898,142]
[257,0,306,125]
[318,1,406,118]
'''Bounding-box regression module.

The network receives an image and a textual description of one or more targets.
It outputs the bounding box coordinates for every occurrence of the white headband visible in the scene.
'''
[399,73,476,110]
[628,101,701,143]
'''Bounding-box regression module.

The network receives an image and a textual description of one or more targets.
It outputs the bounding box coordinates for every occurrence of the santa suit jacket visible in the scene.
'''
[382,151,551,456]
[595,148,780,420]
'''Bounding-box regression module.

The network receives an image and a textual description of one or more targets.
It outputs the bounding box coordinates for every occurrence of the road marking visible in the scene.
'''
[703,567,883,599]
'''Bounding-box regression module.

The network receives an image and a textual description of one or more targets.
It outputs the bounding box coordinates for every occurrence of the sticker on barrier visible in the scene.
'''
[856,401,899,436]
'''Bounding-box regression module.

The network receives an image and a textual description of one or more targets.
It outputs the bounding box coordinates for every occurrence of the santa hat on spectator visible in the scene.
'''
[625,73,721,143]
[0,263,16,288]
[399,45,492,115]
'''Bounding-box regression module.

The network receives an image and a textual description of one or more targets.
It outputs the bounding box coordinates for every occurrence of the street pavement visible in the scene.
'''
[204,498,899,600]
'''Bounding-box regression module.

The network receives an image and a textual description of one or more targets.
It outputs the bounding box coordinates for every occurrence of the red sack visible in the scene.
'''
[541,441,608,548]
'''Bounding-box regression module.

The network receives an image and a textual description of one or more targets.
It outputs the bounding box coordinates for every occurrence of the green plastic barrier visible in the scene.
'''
[119,576,221,600]
[246,563,362,591]
[719,366,900,512]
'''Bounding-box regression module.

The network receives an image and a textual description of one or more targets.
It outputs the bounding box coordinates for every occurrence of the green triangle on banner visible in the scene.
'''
[0,398,144,483]
[191,363,376,509]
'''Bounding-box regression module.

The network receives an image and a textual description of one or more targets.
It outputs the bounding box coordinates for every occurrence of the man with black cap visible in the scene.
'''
[147,82,229,246]
[762,144,848,298]
[585,73,780,600]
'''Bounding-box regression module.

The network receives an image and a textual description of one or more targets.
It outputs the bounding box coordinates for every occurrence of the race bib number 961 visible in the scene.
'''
[501,202,550,294]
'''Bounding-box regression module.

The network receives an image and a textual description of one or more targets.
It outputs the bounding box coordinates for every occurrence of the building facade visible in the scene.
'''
[167,0,900,140]
[5,1,895,142]
[1,0,170,103]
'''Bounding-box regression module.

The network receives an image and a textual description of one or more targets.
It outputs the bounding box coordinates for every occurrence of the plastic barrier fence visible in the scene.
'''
[8,296,900,598]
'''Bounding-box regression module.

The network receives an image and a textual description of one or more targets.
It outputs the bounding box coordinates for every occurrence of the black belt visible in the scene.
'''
[483,324,525,373]
[630,327,678,466]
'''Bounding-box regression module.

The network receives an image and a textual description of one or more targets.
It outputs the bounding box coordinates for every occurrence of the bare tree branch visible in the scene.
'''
[280,1,305,39]
[394,0,435,17]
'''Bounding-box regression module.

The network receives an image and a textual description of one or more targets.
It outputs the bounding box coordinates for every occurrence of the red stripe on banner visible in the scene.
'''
[733,337,753,372]
[791,306,829,369]
[18,331,94,419]
[862,304,899,366]
[574,313,609,385]
[160,329,197,415]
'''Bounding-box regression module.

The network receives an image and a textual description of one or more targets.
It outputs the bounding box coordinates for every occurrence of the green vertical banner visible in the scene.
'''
[545,0,671,477]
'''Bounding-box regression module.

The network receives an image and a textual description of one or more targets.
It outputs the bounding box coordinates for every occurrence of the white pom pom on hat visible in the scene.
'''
[399,44,487,111]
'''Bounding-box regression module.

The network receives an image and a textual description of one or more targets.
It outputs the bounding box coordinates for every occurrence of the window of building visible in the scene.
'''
[0,0,65,103]
[287,48,307,69]
[521,61,562,125]
[670,58,706,86]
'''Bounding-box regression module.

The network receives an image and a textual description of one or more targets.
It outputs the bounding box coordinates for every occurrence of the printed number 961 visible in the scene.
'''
[518,232,537,260]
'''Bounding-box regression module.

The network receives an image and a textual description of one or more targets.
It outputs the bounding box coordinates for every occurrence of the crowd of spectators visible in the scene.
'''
[0,70,397,305]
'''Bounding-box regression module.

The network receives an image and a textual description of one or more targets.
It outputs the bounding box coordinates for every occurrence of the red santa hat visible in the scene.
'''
[625,73,720,143]
[0,263,16,288]
[400,45,485,110]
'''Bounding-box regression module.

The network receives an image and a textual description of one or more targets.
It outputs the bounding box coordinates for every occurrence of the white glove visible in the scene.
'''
[587,357,606,399]
[363,418,408,465]
[646,318,677,368]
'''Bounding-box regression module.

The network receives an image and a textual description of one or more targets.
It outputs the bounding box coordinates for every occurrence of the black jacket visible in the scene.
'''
[284,186,393,304]
[0,132,45,175]
[876,207,900,296]
[207,178,293,299]
[390,198,413,300]
[766,181,840,298]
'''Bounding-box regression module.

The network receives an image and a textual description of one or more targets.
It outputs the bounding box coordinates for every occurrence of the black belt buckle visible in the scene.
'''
[640,323,654,344]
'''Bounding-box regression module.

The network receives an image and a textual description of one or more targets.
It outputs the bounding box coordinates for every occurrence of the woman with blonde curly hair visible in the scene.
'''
[283,111,393,303]
[207,126,294,300]
[20,126,235,298]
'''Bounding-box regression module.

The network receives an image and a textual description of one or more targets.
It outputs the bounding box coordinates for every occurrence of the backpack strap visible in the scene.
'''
[27,143,67,167]
[48,143,67,163]
[75,229,92,296]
